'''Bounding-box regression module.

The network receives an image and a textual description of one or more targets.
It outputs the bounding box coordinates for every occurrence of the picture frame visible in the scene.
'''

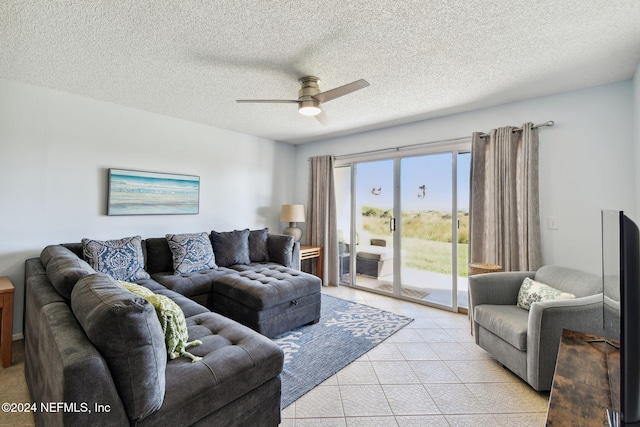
[107,168,200,215]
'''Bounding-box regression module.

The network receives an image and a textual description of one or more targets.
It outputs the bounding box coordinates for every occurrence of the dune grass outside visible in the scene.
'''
[360,207,469,277]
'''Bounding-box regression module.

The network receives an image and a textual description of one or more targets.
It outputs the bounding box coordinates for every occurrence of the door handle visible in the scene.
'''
[390,217,396,232]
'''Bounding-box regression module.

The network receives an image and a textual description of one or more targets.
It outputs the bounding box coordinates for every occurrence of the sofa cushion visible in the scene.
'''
[40,245,96,300]
[217,264,322,310]
[474,304,529,350]
[248,228,270,262]
[60,242,84,259]
[211,229,251,267]
[71,273,166,422]
[142,238,174,274]
[517,277,575,310]
[120,281,203,362]
[151,267,235,299]
[150,284,211,318]
[135,311,284,427]
[166,232,217,274]
[266,234,294,267]
[82,235,150,281]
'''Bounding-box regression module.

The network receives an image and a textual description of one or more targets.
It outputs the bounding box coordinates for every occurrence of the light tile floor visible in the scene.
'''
[281,285,549,427]
[0,286,549,427]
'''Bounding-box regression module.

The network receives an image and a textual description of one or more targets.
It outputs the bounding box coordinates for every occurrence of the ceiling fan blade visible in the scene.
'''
[236,99,299,104]
[314,111,328,125]
[313,79,369,103]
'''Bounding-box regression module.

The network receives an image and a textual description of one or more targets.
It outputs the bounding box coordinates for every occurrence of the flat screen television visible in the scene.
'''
[602,210,640,426]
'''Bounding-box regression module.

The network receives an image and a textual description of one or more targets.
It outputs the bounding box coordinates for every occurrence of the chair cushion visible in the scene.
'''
[71,273,166,422]
[211,229,251,267]
[82,235,150,281]
[517,277,575,310]
[165,232,217,274]
[356,245,393,261]
[474,305,529,350]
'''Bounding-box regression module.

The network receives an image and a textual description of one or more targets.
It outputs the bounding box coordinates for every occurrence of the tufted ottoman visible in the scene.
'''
[211,265,322,338]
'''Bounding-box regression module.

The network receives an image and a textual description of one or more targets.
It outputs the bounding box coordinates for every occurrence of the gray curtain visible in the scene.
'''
[307,155,339,286]
[469,122,542,272]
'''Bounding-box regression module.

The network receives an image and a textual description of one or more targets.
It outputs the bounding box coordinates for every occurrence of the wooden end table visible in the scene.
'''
[300,245,323,283]
[0,276,15,368]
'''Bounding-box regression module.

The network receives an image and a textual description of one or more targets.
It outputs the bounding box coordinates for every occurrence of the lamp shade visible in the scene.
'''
[280,204,306,223]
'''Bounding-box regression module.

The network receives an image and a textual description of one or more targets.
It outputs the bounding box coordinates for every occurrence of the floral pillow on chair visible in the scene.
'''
[517,277,575,310]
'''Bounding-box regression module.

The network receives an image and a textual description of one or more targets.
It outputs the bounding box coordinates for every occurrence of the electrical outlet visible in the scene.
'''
[548,216,559,230]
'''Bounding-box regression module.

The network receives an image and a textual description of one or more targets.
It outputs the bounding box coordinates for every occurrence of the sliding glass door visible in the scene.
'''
[353,159,395,295]
[399,153,454,305]
[336,146,470,311]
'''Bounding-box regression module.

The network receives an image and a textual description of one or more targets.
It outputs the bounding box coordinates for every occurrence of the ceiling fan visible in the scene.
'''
[236,76,369,121]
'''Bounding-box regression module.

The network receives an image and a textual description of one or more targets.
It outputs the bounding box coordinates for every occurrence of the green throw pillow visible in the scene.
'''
[517,277,576,310]
[119,281,202,362]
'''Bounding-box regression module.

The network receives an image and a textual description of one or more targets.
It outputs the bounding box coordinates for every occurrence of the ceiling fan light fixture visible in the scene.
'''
[298,100,322,116]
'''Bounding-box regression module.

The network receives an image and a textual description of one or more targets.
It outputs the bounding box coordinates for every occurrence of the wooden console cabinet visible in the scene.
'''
[546,329,620,426]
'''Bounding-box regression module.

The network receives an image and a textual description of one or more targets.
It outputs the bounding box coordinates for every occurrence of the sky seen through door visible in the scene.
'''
[356,154,470,212]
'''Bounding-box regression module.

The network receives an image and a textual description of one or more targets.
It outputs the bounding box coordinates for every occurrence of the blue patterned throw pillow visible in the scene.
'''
[82,235,150,281]
[166,232,217,274]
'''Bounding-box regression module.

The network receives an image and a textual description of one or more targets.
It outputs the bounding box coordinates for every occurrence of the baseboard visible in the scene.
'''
[12,333,24,341]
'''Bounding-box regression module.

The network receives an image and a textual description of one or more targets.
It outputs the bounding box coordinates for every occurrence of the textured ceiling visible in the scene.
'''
[2,1,640,144]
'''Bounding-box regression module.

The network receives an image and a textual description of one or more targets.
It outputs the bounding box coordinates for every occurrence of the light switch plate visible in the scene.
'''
[548,216,559,230]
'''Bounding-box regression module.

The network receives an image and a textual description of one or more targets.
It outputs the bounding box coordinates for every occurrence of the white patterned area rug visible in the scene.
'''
[273,293,413,408]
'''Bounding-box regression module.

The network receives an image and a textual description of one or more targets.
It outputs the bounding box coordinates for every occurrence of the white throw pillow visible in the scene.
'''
[517,277,576,310]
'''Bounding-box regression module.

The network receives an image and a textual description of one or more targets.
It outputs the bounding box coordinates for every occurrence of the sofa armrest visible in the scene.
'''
[526,293,604,390]
[25,263,129,426]
[469,271,535,308]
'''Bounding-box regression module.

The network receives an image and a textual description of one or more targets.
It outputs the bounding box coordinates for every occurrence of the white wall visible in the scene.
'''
[294,80,636,276]
[0,78,295,338]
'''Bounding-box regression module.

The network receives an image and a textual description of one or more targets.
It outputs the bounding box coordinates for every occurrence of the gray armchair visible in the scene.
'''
[469,265,603,391]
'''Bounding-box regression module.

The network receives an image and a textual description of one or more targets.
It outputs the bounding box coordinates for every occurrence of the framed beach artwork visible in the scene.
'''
[107,168,200,215]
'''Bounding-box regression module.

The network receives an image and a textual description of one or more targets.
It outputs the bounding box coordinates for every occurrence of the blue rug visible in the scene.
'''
[273,293,413,408]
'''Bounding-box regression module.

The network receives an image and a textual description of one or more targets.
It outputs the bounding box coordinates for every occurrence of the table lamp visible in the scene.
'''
[281,204,305,242]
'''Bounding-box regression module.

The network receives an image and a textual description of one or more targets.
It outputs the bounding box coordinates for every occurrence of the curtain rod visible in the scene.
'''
[328,120,555,161]
[332,135,471,161]
[478,120,554,138]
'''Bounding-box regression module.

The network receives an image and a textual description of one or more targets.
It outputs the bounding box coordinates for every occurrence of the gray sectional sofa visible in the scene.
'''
[24,230,322,426]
